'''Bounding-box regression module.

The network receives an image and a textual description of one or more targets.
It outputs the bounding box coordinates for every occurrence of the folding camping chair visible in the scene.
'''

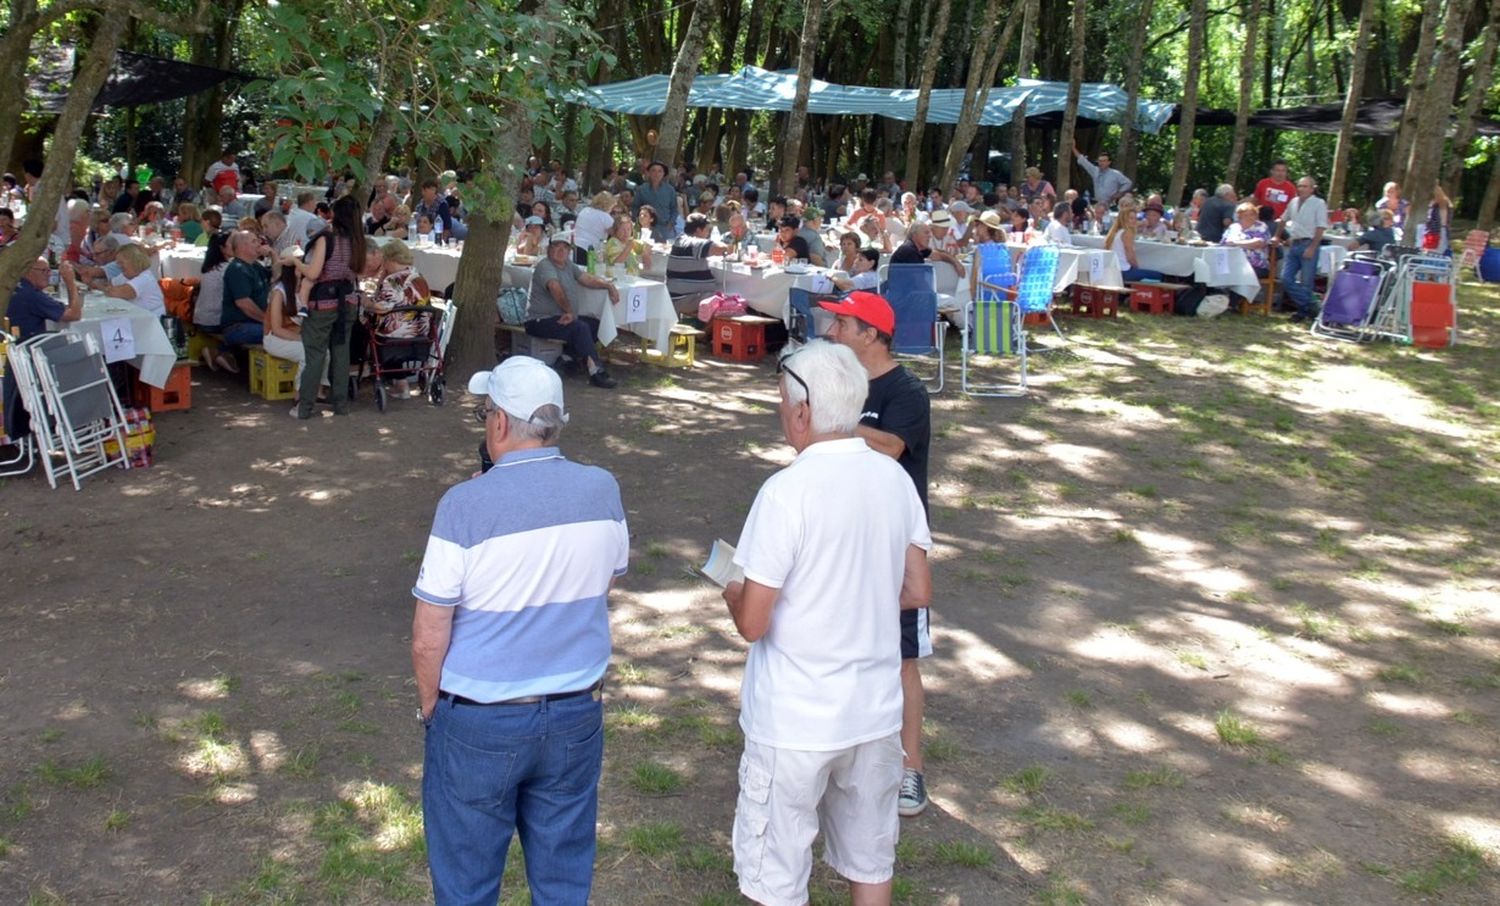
[1458,230,1490,275]
[1,332,37,477]
[1311,253,1392,342]
[961,289,1026,397]
[28,332,131,490]
[883,263,947,391]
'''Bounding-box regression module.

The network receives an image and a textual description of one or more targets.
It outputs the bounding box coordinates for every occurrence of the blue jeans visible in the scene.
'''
[1281,239,1319,314]
[526,316,602,366]
[220,321,264,349]
[1121,266,1164,282]
[423,693,604,906]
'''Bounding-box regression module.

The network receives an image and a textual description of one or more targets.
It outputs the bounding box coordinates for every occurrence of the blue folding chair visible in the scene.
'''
[883,263,947,392]
[1010,245,1062,339]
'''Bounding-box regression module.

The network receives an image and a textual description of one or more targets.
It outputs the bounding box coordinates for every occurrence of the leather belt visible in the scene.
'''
[438,680,603,707]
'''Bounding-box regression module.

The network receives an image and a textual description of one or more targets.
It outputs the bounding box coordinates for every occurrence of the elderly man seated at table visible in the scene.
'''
[927,209,962,255]
[76,235,125,284]
[261,209,297,254]
[527,236,618,389]
[1139,201,1169,241]
[892,222,965,278]
[796,207,827,266]
[212,230,272,368]
[1357,208,1397,253]
[1044,203,1074,246]
[666,212,729,314]
[1197,185,1237,243]
[218,186,249,220]
[96,244,165,317]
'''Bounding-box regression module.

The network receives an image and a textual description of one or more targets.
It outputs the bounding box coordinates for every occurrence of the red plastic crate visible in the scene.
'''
[710,316,773,361]
[134,361,193,413]
[1410,282,1455,348]
[1070,285,1122,318]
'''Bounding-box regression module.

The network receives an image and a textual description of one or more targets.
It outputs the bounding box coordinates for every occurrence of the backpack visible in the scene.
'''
[497,287,529,325]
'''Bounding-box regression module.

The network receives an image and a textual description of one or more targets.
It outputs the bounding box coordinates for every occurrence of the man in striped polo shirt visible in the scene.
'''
[412,356,629,905]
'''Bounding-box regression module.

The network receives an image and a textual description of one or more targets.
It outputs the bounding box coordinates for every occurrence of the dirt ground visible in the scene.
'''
[2,282,1498,905]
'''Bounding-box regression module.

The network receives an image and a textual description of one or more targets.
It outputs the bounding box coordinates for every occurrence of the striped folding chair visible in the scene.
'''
[961,290,1026,397]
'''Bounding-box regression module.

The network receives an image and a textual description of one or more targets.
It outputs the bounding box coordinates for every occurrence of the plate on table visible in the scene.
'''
[511,255,536,266]
[785,263,809,274]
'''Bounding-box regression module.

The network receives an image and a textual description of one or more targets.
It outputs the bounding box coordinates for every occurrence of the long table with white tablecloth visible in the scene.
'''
[502,259,676,352]
[53,293,177,388]
[1072,235,1261,301]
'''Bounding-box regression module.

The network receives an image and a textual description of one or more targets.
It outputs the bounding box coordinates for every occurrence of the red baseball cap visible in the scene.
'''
[817,291,895,335]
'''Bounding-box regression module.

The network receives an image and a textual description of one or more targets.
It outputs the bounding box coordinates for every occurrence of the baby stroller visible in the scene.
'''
[1311,252,1393,342]
[355,301,451,411]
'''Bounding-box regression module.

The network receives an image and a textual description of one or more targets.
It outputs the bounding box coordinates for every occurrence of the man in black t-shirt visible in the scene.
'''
[775,214,811,262]
[818,290,935,819]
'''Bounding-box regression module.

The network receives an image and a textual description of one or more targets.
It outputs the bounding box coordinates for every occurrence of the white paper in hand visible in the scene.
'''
[697,539,745,588]
[100,317,136,363]
[624,284,648,324]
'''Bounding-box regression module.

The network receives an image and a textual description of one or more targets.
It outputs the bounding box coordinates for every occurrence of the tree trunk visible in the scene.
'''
[181,0,243,185]
[1404,0,1477,224]
[1054,0,1087,197]
[882,0,915,170]
[1166,0,1208,207]
[0,7,129,314]
[1326,0,1376,208]
[1392,0,1443,174]
[360,106,400,187]
[903,0,954,190]
[778,0,826,196]
[445,111,535,378]
[0,0,39,173]
[1442,0,1500,192]
[1477,152,1500,232]
[656,0,714,168]
[937,0,1015,191]
[1117,0,1157,175]
[1009,0,1040,177]
[1224,0,1262,188]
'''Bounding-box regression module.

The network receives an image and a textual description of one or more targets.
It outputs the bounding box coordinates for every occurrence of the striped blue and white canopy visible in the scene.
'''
[562,67,1175,133]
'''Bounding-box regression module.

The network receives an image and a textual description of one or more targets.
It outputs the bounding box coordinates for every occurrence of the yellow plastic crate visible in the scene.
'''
[248,347,298,401]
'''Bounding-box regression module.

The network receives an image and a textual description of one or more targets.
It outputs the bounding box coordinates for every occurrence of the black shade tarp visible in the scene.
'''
[27,47,258,115]
[1157,97,1500,137]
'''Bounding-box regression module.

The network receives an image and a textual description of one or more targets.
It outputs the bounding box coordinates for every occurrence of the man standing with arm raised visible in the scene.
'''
[412,357,629,906]
[724,339,932,906]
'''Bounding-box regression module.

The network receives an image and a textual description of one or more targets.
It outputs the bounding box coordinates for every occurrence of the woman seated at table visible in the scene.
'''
[1357,208,1397,253]
[636,204,660,243]
[897,192,920,225]
[834,231,863,273]
[98,244,166,316]
[532,200,553,229]
[194,209,223,246]
[1105,195,1164,282]
[193,230,234,368]
[139,201,170,238]
[857,214,890,253]
[830,247,880,293]
[177,203,205,243]
[513,216,546,257]
[1139,201,1169,241]
[967,209,1005,246]
[603,214,652,274]
[1221,202,1271,277]
[377,204,411,240]
[360,238,432,397]
[262,259,330,406]
[1006,207,1033,243]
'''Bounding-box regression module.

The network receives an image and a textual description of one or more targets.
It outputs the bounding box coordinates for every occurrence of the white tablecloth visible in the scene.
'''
[1002,243,1126,292]
[410,244,463,293]
[56,294,177,388]
[159,247,206,280]
[503,260,676,351]
[709,259,848,322]
[1074,235,1260,301]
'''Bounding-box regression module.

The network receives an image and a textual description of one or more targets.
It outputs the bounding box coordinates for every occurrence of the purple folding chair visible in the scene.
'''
[1312,256,1389,341]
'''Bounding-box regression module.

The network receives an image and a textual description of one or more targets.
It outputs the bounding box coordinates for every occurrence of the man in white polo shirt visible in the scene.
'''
[723,339,933,906]
[1277,174,1329,323]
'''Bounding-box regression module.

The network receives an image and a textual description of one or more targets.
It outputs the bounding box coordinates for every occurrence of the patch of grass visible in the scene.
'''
[621,821,684,857]
[313,782,427,901]
[1398,835,1488,895]
[607,706,663,732]
[679,844,733,874]
[1175,649,1209,671]
[1103,835,1136,853]
[628,762,683,795]
[103,807,130,832]
[0,837,10,857]
[1376,663,1427,686]
[1109,802,1152,826]
[1064,689,1093,709]
[337,718,380,735]
[658,622,706,640]
[613,661,649,684]
[400,549,421,565]
[1451,710,1482,726]
[1111,527,1139,544]
[698,724,739,748]
[131,711,157,730]
[1290,602,1338,640]
[1214,710,1264,747]
[645,541,670,558]
[2,785,34,823]
[37,755,112,789]
[1123,766,1185,790]
[932,840,994,868]
[1364,718,1402,738]
[196,711,228,740]
[634,561,657,576]
[37,728,64,744]
[924,733,960,762]
[283,743,323,778]
[1427,617,1472,637]
[1035,872,1086,905]
[1019,805,1094,833]
[1001,765,1050,796]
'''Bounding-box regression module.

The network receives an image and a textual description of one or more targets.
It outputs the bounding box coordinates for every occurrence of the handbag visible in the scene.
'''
[697,292,748,323]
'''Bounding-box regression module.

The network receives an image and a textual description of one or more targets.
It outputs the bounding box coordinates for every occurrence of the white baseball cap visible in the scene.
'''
[467,357,569,424]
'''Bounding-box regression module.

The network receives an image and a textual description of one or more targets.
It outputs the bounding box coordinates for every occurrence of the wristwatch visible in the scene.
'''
[417,707,431,727]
